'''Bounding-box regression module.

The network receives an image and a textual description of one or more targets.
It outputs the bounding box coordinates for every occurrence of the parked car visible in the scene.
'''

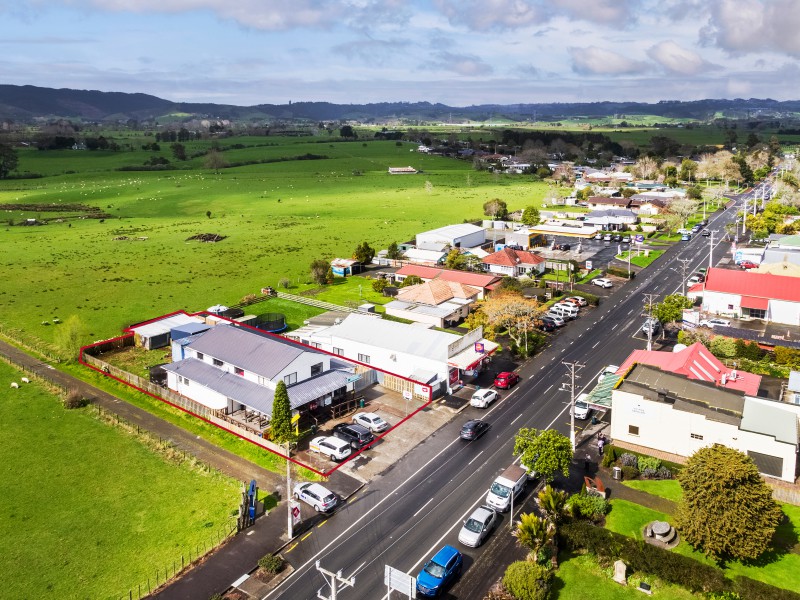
[416,545,463,597]
[460,419,490,440]
[641,318,660,335]
[308,436,352,462]
[603,233,612,242]
[687,275,702,286]
[470,389,499,408]
[681,233,691,241]
[621,236,631,243]
[699,317,732,328]
[594,233,604,240]
[293,482,337,512]
[332,422,374,449]
[597,365,619,384]
[545,312,566,327]
[352,412,389,433]
[556,243,571,251]
[537,319,556,332]
[564,296,588,307]
[612,234,622,242]
[572,393,591,420]
[740,260,758,270]
[494,371,520,389]
[592,277,613,288]
[458,505,498,547]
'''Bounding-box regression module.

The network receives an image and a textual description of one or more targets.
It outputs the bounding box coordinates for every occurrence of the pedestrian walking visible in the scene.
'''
[597,438,605,456]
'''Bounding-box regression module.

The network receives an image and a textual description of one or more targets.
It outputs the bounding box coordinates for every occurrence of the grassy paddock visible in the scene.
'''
[0,360,239,599]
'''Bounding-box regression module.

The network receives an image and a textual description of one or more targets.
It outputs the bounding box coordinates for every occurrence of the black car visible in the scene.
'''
[460,419,490,441]
[612,234,622,242]
[333,423,374,449]
[556,243,571,251]
[537,320,556,332]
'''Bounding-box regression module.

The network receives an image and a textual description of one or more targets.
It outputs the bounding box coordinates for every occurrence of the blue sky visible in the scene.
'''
[1,0,799,106]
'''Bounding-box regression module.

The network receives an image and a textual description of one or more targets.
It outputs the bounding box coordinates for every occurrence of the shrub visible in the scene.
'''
[279,277,291,289]
[774,346,800,366]
[638,456,661,472]
[607,266,634,279]
[621,466,640,480]
[641,467,658,479]
[655,466,673,479]
[239,293,258,305]
[601,451,616,468]
[734,575,800,600]
[502,561,552,600]
[371,279,389,293]
[64,389,90,409]
[619,453,639,468]
[567,492,609,521]
[570,291,599,306]
[710,336,737,359]
[258,553,284,575]
[734,340,765,361]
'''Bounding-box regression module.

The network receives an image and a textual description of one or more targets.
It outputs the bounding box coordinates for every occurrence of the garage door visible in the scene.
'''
[748,450,783,478]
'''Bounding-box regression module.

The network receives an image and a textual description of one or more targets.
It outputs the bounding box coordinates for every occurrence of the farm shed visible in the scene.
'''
[416,224,486,252]
[129,313,205,350]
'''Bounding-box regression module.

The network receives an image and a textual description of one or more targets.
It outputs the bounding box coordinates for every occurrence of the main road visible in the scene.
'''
[262,197,745,600]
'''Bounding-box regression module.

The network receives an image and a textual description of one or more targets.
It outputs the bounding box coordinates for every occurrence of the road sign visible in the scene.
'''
[291,502,301,526]
[635,234,645,243]
[385,565,416,599]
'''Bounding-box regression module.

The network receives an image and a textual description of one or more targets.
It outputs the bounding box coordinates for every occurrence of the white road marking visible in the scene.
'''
[413,497,435,517]
[467,450,484,466]
[592,341,600,349]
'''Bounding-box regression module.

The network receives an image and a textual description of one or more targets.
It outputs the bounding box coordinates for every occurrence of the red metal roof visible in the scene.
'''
[703,268,800,303]
[740,295,769,310]
[616,342,761,396]
[482,247,545,267]
[396,264,502,288]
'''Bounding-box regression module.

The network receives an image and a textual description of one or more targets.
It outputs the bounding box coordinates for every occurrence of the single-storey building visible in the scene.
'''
[687,267,800,324]
[628,194,667,215]
[611,363,799,482]
[482,247,546,278]
[402,248,448,266]
[303,313,498,399]
[416,223,486,252]
[583,209,637,231]
[388,166,418,174]
[128,312,207,350]
[394,265,501,299]
[331,258,362,276]
[586,196,631,210]
[504,228,548,249]
[163,324,358,418]
[384,280,479,327]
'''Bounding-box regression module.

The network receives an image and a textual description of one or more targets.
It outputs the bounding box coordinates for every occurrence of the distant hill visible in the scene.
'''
[1,84,799,123]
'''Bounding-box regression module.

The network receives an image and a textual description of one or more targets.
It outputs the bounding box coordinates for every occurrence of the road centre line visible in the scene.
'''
[510,414,522,425]
[591,341,600,349]
[544,384,553,395]
[413,497,435,518]
[468,450,484,466]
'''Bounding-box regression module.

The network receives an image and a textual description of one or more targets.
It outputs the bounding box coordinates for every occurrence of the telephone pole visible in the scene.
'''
[677,258,692,296]
[286,441,293,540]
[708,230,718,270]
[643,293,658,351]
[561,361,585,451]
[316,561,356,600]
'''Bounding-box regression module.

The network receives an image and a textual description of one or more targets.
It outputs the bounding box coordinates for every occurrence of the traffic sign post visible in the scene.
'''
[385,565,416,599]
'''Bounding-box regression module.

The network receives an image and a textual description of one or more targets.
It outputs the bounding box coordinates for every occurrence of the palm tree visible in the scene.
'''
[536,485,569,524]
[513,513,554,560]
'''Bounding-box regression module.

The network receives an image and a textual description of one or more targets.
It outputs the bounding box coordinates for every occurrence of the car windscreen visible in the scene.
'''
[576,401,589,409]
[490,482,511,498]
[424,560,446,579]
[464,518,484,533]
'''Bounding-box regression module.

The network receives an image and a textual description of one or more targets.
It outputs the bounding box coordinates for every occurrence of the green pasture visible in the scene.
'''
[1,137,558,352]
[0,360,239,599]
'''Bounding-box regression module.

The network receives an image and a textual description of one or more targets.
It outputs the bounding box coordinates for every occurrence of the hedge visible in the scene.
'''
[602,444,684,474]
[569,290,600,306]
[606,266,635,279]
[559,522,800,600]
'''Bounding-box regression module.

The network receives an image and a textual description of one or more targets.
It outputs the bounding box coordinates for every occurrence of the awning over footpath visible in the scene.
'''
[447,339,500,370]
[740,296,769,310]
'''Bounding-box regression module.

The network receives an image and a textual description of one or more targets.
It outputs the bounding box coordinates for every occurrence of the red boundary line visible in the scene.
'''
[80,310,437,478]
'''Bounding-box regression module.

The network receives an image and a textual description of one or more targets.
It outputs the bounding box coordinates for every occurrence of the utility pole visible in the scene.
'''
[708,230,718,270]
[677,258,692,296]
[643,293,658,351]
[561,361,584,451]
[740,197,748,236]
[286,441,293,540]
[316,561,356,600]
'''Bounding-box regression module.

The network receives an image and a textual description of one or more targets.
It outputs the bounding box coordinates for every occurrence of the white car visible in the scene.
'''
[352,412,389,433]
[470,389,499,408]
[687,275,701,286]
[700,317,732,328]
[545,312,566,327]
[641,318,660,334]
[597,365,619,384]
[572,393,591,420]
[308,436,352,462]
[293,482,338,512]
[592,278,613,288]
[564,296,588,307]
[458,505,499,547]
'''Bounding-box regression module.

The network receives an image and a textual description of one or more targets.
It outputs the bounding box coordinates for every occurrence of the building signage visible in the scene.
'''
[635,234,645,243]
[474,342,485,353]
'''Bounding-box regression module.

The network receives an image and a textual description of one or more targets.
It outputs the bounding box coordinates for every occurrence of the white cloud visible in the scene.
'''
[647,40,714,75]
[424,51,494,76]
[332,38,409,65]
[552,0,635,25]
[433,0,540,31]
[704,0,800,56]
[569,46,649,75]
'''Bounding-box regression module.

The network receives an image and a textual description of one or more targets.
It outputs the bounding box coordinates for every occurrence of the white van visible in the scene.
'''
[486,464,528,512]
[550,303,578,320]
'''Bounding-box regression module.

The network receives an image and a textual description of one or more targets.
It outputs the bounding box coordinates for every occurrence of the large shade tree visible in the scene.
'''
[676,444,783,562]
[270,381,294,445]
[0,143,19,179]
[513,428,573,483]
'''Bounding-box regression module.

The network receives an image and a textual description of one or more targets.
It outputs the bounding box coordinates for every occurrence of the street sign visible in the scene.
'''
[346,374,362,383]
[635,234,645,243]
[291,502,301,526]
[385,565,416,599]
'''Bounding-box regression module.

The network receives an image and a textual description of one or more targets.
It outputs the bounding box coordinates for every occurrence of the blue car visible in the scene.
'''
[417,545,463,597]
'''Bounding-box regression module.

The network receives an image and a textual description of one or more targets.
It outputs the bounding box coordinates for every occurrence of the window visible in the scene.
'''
[212,358,223,367]
[727,304,734,310]
[747,308,766,319]
[628,425,639,436]
[691,433,704,440]
[196,352,204,361]
[358,353,371,364]
[333,347,344,356]
[181,376,190,386]
[234,367,244,376]
[284,372,297,385]
[311,362,323,376]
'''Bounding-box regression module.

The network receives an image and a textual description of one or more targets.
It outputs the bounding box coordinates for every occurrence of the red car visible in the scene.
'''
[494,371,520,389]
[739,260,758,270]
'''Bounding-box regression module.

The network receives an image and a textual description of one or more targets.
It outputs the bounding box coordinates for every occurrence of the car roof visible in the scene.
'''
[463,419,483,427]
[432,545,460,563]
[470,506,495,520]
[358,412,380,419]
[304,482,333,496]
[496,371,513,377]
[319,436,349,447]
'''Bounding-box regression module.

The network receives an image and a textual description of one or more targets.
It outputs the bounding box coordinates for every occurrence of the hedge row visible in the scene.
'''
[559,521,800,600]
[606,266,635,279]
[601,444,684,474]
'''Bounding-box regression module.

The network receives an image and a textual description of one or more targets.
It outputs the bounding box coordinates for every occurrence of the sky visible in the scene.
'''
[1,0,799,107]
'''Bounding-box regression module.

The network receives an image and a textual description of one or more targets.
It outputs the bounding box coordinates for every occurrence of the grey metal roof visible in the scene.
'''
[130,313,204,338]
[741,398,799,446]
[287,370,350,407]
[385,300,455,318]
[186,325,321,379]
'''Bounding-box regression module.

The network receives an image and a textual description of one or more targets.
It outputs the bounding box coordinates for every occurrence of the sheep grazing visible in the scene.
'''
[21,377,30,384]
[10,382,19,388]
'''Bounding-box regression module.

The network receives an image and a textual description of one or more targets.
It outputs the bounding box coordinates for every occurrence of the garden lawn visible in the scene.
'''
[295,276,393,311]
[0,360,239,600]
[615,249,664,267]
[621,479,683,503]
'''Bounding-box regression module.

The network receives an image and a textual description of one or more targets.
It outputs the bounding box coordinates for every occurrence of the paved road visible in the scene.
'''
[258,200,744,600]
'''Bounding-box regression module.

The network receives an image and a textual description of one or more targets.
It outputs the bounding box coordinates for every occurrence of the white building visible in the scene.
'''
[611,364,799,482]
[302,313,498,399]
[416,223,486,252]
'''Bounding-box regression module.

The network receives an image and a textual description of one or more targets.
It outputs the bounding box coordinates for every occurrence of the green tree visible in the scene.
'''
[54,315,89,361]
[513,428,573,483]
[170,142,187,161]
[445,248,467,270]
[483,198,509,219]
[676,444,783,561]
[0,143,19,179]
[521,206,541,226]
[310,259,329,285]
[371,279,388,293]
[680,158,697,182]
[270,381,294,444]
[204,149,228,173]
[653,294,693,330]
[502,561,552,600]
[400,275,423,287]
[353,241,375,264]
[339,125,356,139]
[536,485,569,524]
[513,513,554,559]
[386,241,404,260]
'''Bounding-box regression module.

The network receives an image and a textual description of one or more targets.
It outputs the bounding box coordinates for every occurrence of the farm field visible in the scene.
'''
[0,360,239,600]
[0,137,554,354]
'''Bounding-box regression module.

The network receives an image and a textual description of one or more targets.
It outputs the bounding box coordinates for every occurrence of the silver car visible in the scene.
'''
[458,505,498,547]
[352,412,389,433]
